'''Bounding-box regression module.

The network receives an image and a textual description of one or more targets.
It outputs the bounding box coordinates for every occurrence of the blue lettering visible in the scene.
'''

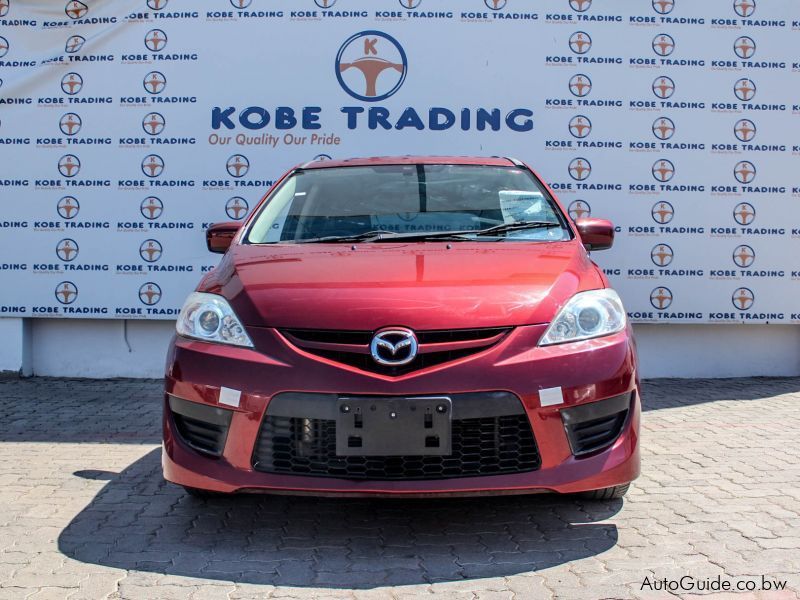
[211,106,235,130]
[275,107,296,130]
[476,109,501,131]
[429,107,455,131]
[302,107,321,129]
[395,107,425,130]
[368,107,392,130]
[341,106,363,129]
[239,106,270,130]
[506,109,533,132]
[460,108,471,131]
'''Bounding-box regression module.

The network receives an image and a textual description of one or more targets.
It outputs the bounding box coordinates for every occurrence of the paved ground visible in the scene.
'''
[0,378,798,600]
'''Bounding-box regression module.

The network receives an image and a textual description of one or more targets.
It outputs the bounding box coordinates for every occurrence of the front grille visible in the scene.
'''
[169,396,232,457]
[310,347,481,375]
[561,392,632,457]
[281,327,511,376]
[253,413,540,480]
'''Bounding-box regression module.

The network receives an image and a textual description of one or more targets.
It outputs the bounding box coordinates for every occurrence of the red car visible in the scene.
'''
[163,156,640,500]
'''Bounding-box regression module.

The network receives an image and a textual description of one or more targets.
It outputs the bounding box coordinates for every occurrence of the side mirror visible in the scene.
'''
[206,222,241,254]
[575,218,614,251]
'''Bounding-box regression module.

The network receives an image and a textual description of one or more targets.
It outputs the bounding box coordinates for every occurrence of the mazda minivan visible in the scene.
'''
[163,156,640,500]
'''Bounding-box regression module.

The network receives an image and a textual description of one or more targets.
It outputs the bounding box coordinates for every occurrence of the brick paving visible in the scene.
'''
[0,377,798,599]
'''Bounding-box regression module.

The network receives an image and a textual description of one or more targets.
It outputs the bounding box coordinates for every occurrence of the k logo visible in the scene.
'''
[734,78,756,101]
[139,283,162,306]
[568,115,591,139]
[733,0,756,17]
[568,158,591,181]
[58,154,81,178]
[568,200,591,220]
[59,113,82,136]
[57,196,80,220]
[733,202,755,226]
[336,31,407,102]
[651,159,675,183]
[568,74,592,97]
[60,72,83,95]
[732,245,755,268]
[141,154,165,178]
[142,112,166,135]
[651,201,674,224]
[226,154,250,178]
[569,0,591,12]
[732,287,754,310]
[143,71,167,95]
[145,29,168,52]
[225,197,249,220]
[65,0,88,19]
[56,239,79,262]
[652,34,675,57]
[650,287,673,310]
[55,282,78,305]
[733,119,756,142]
[733,161,756,184]
[733,36,756,59]
[650,243,673,267]
[652,0,674,14]
[139,239,163,262]
[65,35,85,54]
[652,117,675,140]
[568,32,591,54]
[652,76,675,99]
[140,197,163,220]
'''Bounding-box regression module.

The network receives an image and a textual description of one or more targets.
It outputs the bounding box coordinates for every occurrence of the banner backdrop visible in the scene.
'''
[1,0,798,323]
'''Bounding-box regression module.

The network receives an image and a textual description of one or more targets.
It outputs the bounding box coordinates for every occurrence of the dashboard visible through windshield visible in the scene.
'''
[245,164,571,244]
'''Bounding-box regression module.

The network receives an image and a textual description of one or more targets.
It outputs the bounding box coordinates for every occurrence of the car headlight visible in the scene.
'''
[539,289,626,346]
[176,292,253,348]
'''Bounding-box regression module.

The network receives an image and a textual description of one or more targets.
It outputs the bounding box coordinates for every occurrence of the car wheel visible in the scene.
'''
[581,483,630,500]
[182,485,219,499]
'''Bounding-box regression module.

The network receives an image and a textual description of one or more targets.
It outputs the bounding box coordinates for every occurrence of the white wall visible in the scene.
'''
[634,324,800,379]
[28,319,173,379]
[2,317,798,379]
[0,318,31,377]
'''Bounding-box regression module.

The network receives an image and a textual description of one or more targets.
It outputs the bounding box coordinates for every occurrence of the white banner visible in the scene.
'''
[1,0,798,323]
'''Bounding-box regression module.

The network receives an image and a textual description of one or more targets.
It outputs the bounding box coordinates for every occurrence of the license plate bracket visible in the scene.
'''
[336,396,452,456]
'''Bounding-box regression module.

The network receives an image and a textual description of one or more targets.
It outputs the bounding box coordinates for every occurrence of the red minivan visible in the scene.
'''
[163,156,640,500]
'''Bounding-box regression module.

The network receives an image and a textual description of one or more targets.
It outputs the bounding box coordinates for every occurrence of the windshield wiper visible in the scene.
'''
[473,220,562,237]
[295,221,561,244]
[296,230,402,244]
[385,221,562,241]
[299,230,477,243]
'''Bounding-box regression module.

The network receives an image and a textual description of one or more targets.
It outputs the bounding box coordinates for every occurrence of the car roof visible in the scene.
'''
[299,156,518,169]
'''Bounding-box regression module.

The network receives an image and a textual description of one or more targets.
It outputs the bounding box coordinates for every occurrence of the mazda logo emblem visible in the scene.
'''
[370,328,418,366]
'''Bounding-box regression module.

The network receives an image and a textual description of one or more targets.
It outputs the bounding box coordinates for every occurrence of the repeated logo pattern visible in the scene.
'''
[0,0,795,323]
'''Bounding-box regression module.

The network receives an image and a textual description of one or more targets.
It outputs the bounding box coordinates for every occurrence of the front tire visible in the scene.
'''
[581,483,630,500]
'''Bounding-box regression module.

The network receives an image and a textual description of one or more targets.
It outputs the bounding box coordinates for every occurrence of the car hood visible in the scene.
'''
[203,242,604,330]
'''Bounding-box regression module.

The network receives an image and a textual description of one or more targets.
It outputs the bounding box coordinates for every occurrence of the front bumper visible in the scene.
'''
[163,325,640,496]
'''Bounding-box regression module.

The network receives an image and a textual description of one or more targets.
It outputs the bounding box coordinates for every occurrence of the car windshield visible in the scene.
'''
[245,164,571,244]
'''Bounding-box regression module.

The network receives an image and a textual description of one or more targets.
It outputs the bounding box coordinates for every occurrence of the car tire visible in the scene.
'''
[581,483,630,500]
[182,485,219,499]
